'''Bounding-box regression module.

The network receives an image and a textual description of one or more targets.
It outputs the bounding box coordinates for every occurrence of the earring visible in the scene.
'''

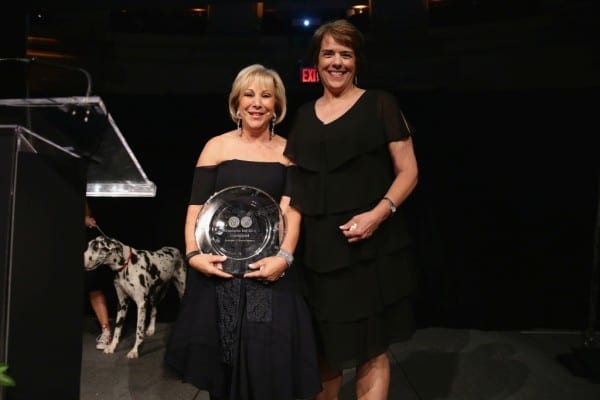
[354,75,358,86]
[270,113,276,139]
[236,110,241,135]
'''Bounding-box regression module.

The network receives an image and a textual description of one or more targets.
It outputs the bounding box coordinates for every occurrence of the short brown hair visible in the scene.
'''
[308,19,365,74]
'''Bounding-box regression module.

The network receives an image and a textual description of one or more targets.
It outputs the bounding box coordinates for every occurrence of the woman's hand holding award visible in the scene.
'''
[194,186,286,276]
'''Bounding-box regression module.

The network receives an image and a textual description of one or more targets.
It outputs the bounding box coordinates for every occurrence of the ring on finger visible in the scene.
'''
[349,223,358,232]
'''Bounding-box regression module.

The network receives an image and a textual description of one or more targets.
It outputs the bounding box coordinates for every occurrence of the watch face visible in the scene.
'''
[195,185,286,276]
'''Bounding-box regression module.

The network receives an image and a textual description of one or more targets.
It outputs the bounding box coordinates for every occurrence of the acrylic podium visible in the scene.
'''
[0,97,156,400]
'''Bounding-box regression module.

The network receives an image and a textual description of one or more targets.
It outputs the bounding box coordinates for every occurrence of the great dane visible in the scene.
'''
[84,235,186,359]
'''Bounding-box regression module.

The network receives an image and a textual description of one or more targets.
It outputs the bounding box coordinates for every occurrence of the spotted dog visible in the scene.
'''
[84,235,186,359]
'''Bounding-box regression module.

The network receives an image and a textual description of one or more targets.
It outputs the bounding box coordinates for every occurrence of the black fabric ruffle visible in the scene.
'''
[298,210,413,273]
[284,90,413,216]
[285,90,413,173]
[313,295,415,370]
[287,148,396,216]
[299,248,417,321]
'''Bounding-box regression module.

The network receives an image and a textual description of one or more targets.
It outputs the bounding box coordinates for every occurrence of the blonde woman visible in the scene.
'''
[166,64,321,400]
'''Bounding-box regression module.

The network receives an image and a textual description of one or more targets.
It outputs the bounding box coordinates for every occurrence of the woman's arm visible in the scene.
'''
[340,136,418,243]
[184,136,230,277]
[381,136,418,215]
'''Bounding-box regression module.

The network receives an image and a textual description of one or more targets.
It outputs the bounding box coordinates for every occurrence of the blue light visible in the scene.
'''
[303,19,310,27]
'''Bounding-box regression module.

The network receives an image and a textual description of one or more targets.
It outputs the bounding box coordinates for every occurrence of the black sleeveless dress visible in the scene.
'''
[165,160,321,400]
[284,90,418,369]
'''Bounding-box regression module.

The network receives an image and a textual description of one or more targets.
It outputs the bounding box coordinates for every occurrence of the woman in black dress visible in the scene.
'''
[165,64,321,400]
[284,20,419,400]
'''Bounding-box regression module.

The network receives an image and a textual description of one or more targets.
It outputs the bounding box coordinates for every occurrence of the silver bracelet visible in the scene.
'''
[276,249,294,268]
[383,196,397,214]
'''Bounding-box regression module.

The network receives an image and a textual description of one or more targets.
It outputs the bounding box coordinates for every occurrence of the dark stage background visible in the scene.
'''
[2,0,598,335]
[87,86,598,332]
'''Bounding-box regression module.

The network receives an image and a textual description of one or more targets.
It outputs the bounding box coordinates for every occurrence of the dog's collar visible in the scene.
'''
[118,246,133,272]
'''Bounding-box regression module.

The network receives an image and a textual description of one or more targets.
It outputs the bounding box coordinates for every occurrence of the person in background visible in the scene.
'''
[165,64,321,400]
[84,201,113,350]
[284,19,419,400]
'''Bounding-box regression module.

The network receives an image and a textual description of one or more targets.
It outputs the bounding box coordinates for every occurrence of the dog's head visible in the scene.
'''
[84,235,125,271]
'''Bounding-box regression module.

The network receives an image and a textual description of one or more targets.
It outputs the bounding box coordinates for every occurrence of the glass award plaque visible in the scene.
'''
[195,185,286,276]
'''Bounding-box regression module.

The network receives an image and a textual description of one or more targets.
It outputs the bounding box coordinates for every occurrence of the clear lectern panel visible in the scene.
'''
[0,96,156,197]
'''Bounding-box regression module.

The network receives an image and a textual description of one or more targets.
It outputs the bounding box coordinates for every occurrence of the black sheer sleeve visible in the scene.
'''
[189,166,217,205]
[376,91,415,141]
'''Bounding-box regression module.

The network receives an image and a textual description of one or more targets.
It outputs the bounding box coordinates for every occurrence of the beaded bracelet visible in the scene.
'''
[276,249,294,268]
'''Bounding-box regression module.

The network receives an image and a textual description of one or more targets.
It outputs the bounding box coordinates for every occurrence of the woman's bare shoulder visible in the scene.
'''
[196,130,237,166]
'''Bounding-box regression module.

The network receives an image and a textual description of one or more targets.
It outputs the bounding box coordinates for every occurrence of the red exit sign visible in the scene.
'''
[300,67,319,83]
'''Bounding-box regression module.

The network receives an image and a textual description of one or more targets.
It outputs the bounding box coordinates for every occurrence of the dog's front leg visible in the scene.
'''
[104,286,128,355]
[126,301,147,359]
[145,305,158,336]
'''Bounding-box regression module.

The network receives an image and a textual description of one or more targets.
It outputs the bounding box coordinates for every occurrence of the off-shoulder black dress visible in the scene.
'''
[284,90,418,369]
[165,160,321,400]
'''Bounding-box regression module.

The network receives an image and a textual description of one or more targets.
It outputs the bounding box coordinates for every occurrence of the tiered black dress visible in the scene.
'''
[165,160,321,400]
[284,90,418,369]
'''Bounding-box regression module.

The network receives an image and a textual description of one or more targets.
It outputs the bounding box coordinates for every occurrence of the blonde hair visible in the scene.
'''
[228,64,287,125]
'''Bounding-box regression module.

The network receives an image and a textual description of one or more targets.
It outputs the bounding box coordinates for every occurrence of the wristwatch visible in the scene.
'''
[383,196,397,214]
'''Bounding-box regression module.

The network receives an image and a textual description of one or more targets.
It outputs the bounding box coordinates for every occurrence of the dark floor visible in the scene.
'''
[79,317,600,400]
